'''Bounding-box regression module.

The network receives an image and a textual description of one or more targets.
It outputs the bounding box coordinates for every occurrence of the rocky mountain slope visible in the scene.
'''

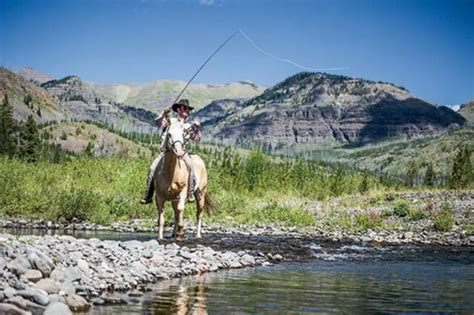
[458,100,474,122]
[14,67,54,85]
[40,76,156,134]
[43,121,151,158]
[201,72,466,146]
[0,67,67,122]
[91,80,265,112]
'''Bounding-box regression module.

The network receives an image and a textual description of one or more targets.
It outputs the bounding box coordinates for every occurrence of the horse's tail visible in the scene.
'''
[203,192,217,215]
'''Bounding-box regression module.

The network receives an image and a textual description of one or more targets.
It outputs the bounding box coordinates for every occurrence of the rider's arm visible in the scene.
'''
[154,107,172,128]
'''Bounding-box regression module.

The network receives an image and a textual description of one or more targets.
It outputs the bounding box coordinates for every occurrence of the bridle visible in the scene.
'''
[165,129,186,160]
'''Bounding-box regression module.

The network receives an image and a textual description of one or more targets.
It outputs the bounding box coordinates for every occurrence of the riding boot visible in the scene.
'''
[140,171,154,204]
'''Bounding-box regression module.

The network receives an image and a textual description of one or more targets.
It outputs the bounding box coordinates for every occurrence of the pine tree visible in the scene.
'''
[424,162,436,187]
[0,95,16,156]
[450,146,473,189]
[405,159,419,187]
[19,115,40,162]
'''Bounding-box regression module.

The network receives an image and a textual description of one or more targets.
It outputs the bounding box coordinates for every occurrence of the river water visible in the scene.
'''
[2,228,473,314]
[92,260,474,314]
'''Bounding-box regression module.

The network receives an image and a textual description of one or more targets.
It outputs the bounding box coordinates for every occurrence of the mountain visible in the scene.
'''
[0,67,67,122]
[458,100,474,122]
[40,76,156,134]
[192,98,246,124]
[91,80,265,112]
[14,67,55,85]
[200,72,466,146]
[43,121,151,158]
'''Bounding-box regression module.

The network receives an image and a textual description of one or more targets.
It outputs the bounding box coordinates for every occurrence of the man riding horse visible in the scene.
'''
[140,99,201,204]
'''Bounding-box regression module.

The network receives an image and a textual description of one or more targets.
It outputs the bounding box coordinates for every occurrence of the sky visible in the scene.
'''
[1,0,473,105]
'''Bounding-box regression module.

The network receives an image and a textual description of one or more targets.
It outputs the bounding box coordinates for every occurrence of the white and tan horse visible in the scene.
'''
[153,122,211,240]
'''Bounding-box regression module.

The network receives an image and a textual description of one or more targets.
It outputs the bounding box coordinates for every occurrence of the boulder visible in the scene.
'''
[44,302,72,315]
[24,270,42,283]
[65,294,90,312]
[36,279,59,295]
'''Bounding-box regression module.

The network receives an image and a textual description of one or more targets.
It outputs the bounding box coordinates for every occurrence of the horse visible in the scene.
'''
[153,121,212,241]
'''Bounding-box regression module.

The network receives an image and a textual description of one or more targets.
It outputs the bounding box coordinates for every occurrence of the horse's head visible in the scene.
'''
[165,123,186,159]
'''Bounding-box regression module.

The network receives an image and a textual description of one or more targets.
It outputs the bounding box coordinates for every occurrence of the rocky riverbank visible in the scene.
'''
[0,233,269,314]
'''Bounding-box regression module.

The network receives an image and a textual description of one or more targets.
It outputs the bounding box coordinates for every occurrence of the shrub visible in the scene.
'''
[392,199,411,217]
[56,188,100,222]
[253,202,315,227]
[432,201,455,232]
[355,211,383,231]
[408,209,428,221]
[433,211,455,232]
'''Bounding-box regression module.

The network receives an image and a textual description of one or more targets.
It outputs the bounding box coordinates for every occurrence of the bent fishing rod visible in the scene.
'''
[171,30,239,105]
[171,29,348,105]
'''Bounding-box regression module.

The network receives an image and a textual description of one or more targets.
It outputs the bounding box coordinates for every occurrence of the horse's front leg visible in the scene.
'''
[172,192,187,241]
[156,195,165,240]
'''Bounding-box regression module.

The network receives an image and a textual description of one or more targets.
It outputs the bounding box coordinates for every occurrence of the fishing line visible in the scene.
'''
[172,30,239,105]
[173,29,348,103]
[239,29,349,72]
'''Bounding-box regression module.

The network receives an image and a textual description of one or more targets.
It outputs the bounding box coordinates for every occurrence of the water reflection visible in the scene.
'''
[96,261,474,314]
[141,275,209,315]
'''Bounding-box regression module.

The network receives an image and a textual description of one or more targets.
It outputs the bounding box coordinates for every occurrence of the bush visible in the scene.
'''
[432,201,455,232]
[252,202,315,227]
[408,209,428,221]
[433,211,455,232]
[355,212,383,231]
[392,199,411,217]
[56,188,100,222]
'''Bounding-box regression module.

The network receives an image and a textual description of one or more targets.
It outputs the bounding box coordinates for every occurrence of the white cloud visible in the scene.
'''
[199,0,216,6]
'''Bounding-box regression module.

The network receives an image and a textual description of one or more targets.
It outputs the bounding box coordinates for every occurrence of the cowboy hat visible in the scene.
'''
[172,99,194,112]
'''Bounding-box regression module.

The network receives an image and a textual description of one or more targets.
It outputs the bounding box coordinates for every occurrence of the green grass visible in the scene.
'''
[0,147,382,227]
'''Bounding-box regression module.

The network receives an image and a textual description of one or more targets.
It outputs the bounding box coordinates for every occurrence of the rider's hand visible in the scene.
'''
[164,106,172,114]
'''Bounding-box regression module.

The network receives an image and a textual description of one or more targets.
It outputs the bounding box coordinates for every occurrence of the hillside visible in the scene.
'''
[43,121,152,158]
[459,100,474,122]
[0,67,67,122]
[91,80,265,112]
[40,76,156,134]
[14,67,54,85]
[201,72,466,146]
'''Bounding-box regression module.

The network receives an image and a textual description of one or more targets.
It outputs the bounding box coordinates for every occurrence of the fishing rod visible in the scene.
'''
[171,29,348,105]
[172,30,239,105]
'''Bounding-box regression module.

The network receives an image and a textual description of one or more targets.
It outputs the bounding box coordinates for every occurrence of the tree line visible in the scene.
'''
[0,95,40,161]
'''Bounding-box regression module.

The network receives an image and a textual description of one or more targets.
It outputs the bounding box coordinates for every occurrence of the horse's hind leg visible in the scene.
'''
[196,194,205,238]
[156,196,165,240]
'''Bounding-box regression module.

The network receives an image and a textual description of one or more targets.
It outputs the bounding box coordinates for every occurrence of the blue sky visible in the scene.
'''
[1,0,473,105]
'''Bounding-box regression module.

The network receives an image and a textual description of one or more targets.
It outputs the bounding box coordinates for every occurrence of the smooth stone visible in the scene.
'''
[4,287,17,298]
[102,294,127,304]
[7,295,45,313]
[24,269,42,283]
[76,259,90,274]
[0,302,31,315]
[36,279,59,295]
[27,254,52,278]
[150,253,166,265]
[272,254,283,262]
[65,294,90,312]
[48,294,67,304]
[91,297,105,305]
[0,257,7,271]
[49,269,65,282]
[44,302,72,315]
[16,290,50,306]
[8,258,31,276]
[128,291,143,297]
[64,267,81,282]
